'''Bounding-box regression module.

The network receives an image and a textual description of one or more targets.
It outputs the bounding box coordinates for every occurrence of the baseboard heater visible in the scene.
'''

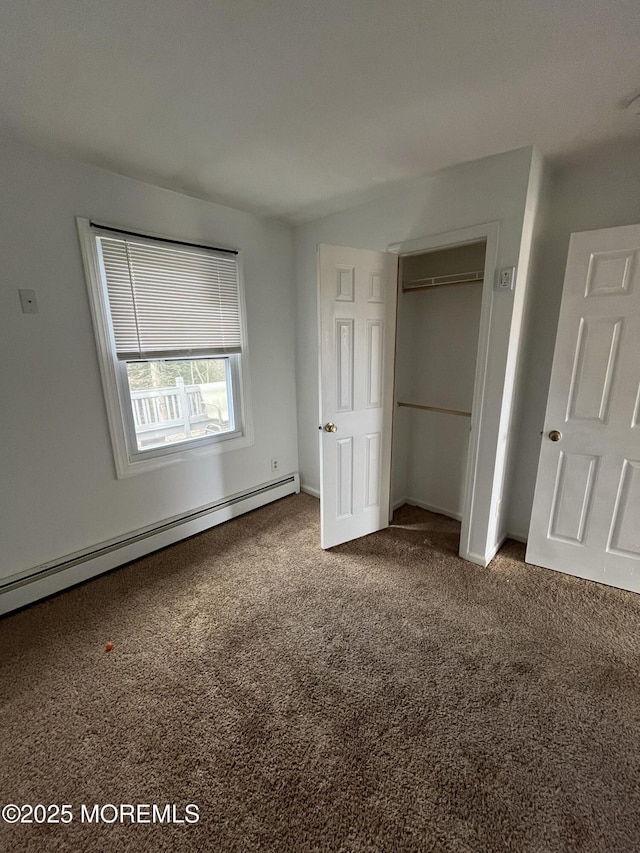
[0,474,299,616]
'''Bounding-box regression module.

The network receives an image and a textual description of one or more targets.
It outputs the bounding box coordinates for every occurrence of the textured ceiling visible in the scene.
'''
[1,0,639,222]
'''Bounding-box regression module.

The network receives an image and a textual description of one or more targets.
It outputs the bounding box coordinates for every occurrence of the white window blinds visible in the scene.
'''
[96,230,242,360]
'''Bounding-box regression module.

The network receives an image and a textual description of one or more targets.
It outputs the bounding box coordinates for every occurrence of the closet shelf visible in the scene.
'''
[403,270,483,292]
[397,401,471,418]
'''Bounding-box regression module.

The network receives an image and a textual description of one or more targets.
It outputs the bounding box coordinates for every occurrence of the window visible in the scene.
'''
[78,219,252,477]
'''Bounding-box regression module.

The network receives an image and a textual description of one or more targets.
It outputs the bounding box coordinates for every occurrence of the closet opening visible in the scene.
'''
[391,239,487,545]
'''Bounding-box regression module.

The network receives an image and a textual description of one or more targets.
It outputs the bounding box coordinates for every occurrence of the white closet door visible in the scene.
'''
[527,224,640,591]
[318,244,398,549]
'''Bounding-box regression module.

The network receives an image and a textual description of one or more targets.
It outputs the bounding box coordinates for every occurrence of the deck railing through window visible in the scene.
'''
[129,378,227,446]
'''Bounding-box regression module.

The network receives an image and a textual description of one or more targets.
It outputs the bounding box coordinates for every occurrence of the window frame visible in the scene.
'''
[77,217,254,479]
[118,354,244,460]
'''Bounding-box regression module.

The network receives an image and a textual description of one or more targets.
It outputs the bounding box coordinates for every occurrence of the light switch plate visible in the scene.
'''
[19,289,39,314]
[497,267,515,291]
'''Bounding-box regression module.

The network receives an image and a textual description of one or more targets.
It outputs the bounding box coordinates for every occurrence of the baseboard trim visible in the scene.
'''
[463,534,506,568]
[488,535,506,564]
[466,531,528,567]
[0,473,300,616]
[396,500,520,562]
[402,498,462,523]
[464,551,489,567]
[505,531,528,544]
[300,483,320,499]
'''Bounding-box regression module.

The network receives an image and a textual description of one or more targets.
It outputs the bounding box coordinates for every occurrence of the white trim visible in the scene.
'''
[388,222,500,566]
[465,534,507,568]
[506,531,528,544]
[402,499,462,522]
[76,217,254,478]
[490,150,544,556]
[121,355,245,465]
[484,533,507,565]
[0,474,299,616]
[394,501,527,544]
[300,483,320,499]
[465,551,490,567]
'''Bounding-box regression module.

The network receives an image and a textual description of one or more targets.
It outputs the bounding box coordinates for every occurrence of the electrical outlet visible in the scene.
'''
[271,458,279,473]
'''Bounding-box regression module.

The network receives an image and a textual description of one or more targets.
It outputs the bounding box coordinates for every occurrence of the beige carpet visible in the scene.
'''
[2,494,640,852]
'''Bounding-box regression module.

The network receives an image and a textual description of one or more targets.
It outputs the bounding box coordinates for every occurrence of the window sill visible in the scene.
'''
[113,430,255,479]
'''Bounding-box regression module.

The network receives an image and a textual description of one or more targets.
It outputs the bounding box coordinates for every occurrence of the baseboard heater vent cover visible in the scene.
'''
[0,474,298,609]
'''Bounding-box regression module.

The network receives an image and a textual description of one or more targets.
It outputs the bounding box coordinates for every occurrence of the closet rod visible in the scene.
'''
[397,401,471,418]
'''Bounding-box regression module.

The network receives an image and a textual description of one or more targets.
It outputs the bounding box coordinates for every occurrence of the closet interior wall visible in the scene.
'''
[392,241,486,520]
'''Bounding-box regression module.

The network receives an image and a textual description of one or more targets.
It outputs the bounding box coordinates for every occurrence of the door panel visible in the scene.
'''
[608,460,640,557]
[566,317,621,422]
[336,319,355,412]
[366,320,384,408]
[527,224,640,591]
[585,249,637,296]
[336,438,354,518]
[319,244,398,549]
[548,452,599,544]
[364,432,381,510]
[633,387,640,428]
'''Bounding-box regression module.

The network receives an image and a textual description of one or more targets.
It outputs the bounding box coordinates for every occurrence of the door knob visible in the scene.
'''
[323,422,338,433]
[548,429,562,442]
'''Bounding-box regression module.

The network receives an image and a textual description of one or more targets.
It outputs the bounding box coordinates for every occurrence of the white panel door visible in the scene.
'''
[527,224,640,591]
[318,244,398,549]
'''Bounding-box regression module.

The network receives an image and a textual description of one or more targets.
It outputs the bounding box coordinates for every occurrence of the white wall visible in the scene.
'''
[506,140,640,539]
[0,139,298,581]
[294,146,541,562]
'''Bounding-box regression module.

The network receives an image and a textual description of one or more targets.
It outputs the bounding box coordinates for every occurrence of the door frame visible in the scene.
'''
[388,221,500,564]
